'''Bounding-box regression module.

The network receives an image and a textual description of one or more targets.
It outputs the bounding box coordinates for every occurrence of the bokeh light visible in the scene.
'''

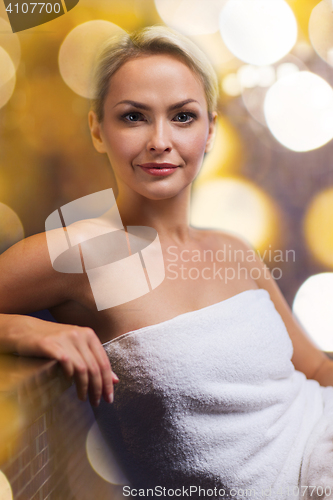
[0,47,16,110]
[155,0,225,36]
[189,31,235,69]
[304,187,333,269]
[264,71,333,152]
[86,421,128,484]
[292,41,315,63]
[58,21,125,98]
[0,18,21,70]
[223,55,306,126]
[191,177,279,251]
[194,116,243,186]
[0,471,13,500]
[0,203,24,254]
[309,0,333,67]
[222,73,242,96]
[292,273,333,352]
[219,0,297,66]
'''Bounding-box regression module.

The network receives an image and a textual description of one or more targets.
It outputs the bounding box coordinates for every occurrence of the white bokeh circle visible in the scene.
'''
[58,21,125,98]
[264,71,333,151]
[219,0,297,65]
[292,273,333,352]
[0,47,16,109]
[155,0,226,36]
[86,421,128,484]
[309,0,333,67]
[0,18,21,70]
[0,471,12,500]
[240,55,306,127]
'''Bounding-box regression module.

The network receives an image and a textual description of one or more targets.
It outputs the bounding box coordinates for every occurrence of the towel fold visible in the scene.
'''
[93,289,330,499]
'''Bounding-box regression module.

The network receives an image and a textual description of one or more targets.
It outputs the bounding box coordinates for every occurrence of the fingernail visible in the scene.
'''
[113,373,119,382]
[94,399,100,407]
[108,392,114,403]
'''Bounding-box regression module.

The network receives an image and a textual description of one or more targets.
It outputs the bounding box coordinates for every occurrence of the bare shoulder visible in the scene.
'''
[191,227,330,378]
[191,226,255,255]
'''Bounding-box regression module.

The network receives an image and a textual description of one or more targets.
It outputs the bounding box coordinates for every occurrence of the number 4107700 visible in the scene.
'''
[6,3,61,14]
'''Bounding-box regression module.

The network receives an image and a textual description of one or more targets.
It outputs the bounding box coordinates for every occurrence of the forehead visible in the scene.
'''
[104,54,207,108]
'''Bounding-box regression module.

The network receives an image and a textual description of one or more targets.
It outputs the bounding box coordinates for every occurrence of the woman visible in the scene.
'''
[1,26,333,499]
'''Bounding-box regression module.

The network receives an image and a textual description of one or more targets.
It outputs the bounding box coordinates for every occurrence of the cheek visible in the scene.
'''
[179,129,208,161]
[106,131,142,164]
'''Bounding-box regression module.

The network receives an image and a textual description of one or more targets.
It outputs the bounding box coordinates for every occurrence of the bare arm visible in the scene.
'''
[229,235,333,386]
[0,232,118,405]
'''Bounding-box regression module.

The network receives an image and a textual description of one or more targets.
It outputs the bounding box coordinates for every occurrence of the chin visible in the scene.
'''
[138,182,191,201]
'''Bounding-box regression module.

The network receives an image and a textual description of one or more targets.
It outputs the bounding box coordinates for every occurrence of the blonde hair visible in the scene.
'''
[90,25,219,122]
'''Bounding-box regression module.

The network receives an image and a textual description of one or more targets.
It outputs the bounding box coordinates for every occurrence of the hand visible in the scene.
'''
[8,315,119,406]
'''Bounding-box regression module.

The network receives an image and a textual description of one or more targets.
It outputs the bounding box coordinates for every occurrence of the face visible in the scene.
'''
[89,54,216,201]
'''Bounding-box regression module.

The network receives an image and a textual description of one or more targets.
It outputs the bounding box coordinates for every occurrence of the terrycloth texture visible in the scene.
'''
[94,289,333,499]
[300,385,333,500]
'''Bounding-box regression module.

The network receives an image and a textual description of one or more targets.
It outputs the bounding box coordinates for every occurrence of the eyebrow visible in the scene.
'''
[114,99,199,110]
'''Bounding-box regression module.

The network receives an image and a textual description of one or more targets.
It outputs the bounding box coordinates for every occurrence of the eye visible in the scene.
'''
[173,112,196,124]
[123,112,145,122]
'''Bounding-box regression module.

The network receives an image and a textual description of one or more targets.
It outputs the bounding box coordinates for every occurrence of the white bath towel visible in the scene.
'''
[94,289,333,499]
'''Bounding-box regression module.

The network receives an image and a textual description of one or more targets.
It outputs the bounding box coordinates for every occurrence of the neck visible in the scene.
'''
[115,185,192,244]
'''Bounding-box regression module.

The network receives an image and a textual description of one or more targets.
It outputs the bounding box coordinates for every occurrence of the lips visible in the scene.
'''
[138,163,179,176]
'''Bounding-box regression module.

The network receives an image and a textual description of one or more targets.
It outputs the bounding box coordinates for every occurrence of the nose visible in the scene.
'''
[146,120,172,154]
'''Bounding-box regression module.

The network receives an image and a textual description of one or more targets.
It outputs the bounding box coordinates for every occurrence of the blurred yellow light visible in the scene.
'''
[0,47,16,110]
[292,273,333,352]
[86,421,128,484]
[58,21,125,98]
[219,0,297,66]
[222,73,242,96]
[309,1,333,67]
[191,177,279,251]
[264,71,333,152]
[194,116,243,185]
[0,203,24,254]
[0,468,13,499]
[304,187,333,269]
[155,0,225,36]
[0,18,21,69]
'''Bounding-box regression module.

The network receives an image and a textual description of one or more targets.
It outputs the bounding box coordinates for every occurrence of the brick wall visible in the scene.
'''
[0,355,126,500]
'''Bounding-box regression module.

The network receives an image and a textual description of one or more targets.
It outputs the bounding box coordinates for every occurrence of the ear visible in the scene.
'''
[205,112,217,154]
[88,110,107,154]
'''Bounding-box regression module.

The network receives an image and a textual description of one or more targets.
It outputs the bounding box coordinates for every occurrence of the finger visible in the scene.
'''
[73,358,89,402]
[51,340,89,401]
[88,337,117,404]
[59,356,75,381]
[76,343,103,406]
[40,339,75,381]
[60,342,90,402]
